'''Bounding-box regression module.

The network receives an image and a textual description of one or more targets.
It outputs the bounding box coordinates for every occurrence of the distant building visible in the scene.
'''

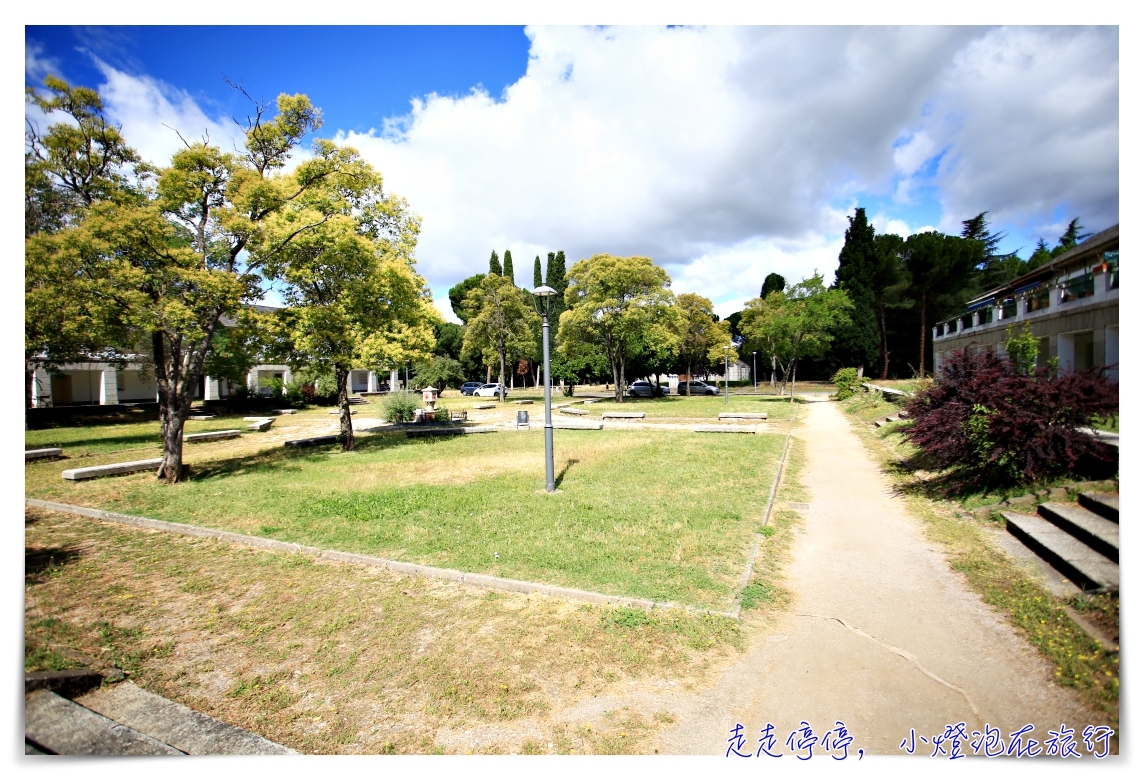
[932,224,1118,380]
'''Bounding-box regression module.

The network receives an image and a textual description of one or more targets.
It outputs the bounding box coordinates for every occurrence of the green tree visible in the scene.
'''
[761,272,786,298]
[902,231,984,377]
[871,233,908,379]
[503,249,515,284]
[448,273,485,324]
[1027,238,1053,270]
[545,250,568,325]
[558,254,675,402]
[413,355,466,391]
[1056,218,1092,252]
[462,274,539,402]
[832,207,879,373]
[673,293,732,394]
[489,250,502,276]
[27,81,335,481]
[533,255,543,288]
[1004,322,1041,377]
[262,141,436,450]
[962,211,1027,293]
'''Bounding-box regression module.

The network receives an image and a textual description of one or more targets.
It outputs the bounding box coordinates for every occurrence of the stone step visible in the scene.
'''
[559,408,588,416]
[1003,512,1119,591]
[602,412,646,419]
[1079,492,1119,523]
[1037,502,1119,562]
[188,415,216,421]
[718,412,767,420]
[26,448,63,461]
[185,430,241,443]
[242,416,273,422]
[25,669,105,699]
[75,681,294,755]
[62,458,163,481]
[693,425,757,434]
[24,689,183,755]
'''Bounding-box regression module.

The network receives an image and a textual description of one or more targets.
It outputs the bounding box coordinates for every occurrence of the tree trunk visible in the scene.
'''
[335,363,354,451]
[879,302,890,380]
[158,400,189,483]
[498,349,506,403]
[25,364,36,410]
[770,354,777,393]
[611,360,623,403]
[918,291,927,379]
[790,357,798,401]
[617,356,626,403]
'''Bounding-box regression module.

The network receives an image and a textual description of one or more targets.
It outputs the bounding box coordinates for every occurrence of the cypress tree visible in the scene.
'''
[489,250,502,276]
[502,250,515,284]
[533,255,543,288]
[761,272,786,298]
[831,207,880,373]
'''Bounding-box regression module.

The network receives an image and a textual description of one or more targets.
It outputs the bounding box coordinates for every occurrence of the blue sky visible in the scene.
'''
[26,26,1119,320]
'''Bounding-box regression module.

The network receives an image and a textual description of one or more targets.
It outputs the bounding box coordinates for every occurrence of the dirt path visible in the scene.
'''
[628,397,1103,755]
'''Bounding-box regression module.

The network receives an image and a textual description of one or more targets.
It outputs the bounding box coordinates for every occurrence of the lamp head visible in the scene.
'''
[531,285,558,317]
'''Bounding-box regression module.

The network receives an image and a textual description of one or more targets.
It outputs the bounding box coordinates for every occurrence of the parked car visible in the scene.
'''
[626,380,669,398]
[460,381,483,396]
[474,383,507,398]
[676,380,719,396]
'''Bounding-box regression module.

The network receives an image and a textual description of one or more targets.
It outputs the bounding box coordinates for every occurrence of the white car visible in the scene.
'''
[474,383,507,398]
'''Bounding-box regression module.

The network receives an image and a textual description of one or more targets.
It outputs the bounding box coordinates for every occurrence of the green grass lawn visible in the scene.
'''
[25,416,265,458]
[581,394,801,421]
[26,426,785,610]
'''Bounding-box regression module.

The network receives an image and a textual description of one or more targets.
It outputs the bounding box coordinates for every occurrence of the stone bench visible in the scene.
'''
[184,430,241,443]
[559,408,588,416]
[62,458,163,481]
[243,416,272,422]
[718,412,767,420]
[693,425,756,434]
[553,420,603,430]
[247,420,274,432]
[473,403,497,410]
[26,448,63,461]
[285,435,339,448]
[272,409,297,415]
[188,415,216,421]
[602,412,646,419]
[514,399,535,404]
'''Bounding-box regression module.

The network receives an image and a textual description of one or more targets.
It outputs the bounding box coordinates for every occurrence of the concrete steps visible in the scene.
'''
[1037,502,1118,562]
[25,677,295,755]
[1004,493,1120,592]
[1079,492,1119,523]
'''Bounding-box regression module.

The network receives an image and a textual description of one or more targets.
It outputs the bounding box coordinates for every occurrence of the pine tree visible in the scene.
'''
[1027,238,1053,270]
[1056,218,1092,251]
[533,255,543,288]
[831,207,880,373]
[503,249,515,284]
[489,250,502,276]
[761,273,786,298]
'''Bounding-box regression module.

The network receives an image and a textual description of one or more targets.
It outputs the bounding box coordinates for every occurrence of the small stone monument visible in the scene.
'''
[422,386,439,411]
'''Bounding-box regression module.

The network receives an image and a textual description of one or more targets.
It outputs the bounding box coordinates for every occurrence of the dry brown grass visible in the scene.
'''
[25,507,746,754]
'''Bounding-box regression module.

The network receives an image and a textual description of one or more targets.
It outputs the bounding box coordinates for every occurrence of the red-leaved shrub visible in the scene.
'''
[904,348,1118,487]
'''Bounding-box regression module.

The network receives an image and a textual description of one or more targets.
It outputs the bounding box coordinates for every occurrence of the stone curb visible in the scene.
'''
[24,498,738,620]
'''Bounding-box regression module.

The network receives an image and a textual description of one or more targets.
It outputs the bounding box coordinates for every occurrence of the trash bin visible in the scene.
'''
[517,410,529,429]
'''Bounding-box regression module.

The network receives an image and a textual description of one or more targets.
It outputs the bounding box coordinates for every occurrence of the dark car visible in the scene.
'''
[676,380,719,396]
[626,380,669,398]
[460,382,483,396]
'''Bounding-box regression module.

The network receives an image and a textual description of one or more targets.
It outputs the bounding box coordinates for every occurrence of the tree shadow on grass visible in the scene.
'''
[555,458,580,488]
[26,546,83,585]
[185,429,428,482]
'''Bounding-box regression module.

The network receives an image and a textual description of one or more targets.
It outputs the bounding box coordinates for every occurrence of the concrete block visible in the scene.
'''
[188,415,215,421]
[24,689,182,755]
[284,435,339,448]
[247,420,273,432]
[25,669,105,698]
[75,682,295,755]
[718,412,767,420]
[25,448,63,461]
[184,430,241,443]
[514,399,534,404]
[602,412,646,419]
[272,409,297,414]
[62,458,163,481]
[329,409,357,414]
[693,425,756,434]
[473,403,496,410]
[242,416,272,422]
[559,408,588,416]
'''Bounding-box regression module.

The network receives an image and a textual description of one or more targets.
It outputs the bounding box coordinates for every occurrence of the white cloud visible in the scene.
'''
[26,26,1117,312]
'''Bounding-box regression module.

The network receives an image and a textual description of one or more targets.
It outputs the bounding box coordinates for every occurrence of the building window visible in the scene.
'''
[1026,287,1051,313]
[1001,298,1017,319]
[960,313,974,330]
[978,307,993,325]
[1061,271,1094,303]
[1104,251,1118,289]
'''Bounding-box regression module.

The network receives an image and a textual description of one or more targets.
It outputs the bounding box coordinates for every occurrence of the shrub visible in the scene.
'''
[903,348,1118,488]
[831,367,863,400]
[433,405,451,422]
[380,391,421,423]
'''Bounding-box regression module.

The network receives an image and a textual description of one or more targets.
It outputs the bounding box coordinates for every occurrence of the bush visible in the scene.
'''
[903,348,1118,488]
[433,405,451,422]
[380,391,421,423]
[831,367,863,400]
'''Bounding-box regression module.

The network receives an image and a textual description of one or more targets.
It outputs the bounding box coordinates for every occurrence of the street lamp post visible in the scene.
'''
[752,351,757,393]
[723,344,731,405]
[531,285,558,492]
